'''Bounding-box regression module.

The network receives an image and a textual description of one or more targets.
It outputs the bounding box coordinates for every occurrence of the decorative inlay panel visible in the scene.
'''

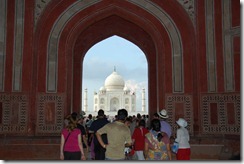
[165,95,193,135]
[201,94,240,134]
[0,94,28,134]
[36,94,65,136]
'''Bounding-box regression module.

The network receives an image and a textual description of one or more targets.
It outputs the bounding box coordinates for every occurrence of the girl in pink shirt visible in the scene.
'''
[60,113,86,160]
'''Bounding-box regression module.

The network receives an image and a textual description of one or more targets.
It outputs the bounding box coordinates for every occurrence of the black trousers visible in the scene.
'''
[64,151,81,160]
[94,144,106,160]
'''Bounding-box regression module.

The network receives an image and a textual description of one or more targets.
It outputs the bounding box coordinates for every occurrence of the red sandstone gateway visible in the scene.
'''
[0,0,240,160]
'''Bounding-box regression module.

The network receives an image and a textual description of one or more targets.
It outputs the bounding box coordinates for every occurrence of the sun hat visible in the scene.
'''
[176,118,187,127]
[157,109,169,118]
[78,115,84,120]
[78,111,86,120]
[81,111,86,116]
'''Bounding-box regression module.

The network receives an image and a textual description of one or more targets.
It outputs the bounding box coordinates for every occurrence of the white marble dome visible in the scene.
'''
[105,71,125,90]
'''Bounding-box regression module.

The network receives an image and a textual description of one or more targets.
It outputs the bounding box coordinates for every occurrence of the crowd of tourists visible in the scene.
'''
[60,108,190,160]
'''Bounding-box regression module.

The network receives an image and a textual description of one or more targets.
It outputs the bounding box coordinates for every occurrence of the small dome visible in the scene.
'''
[123,86,130,92]
[105,71,125,90]
[99,86,106,91]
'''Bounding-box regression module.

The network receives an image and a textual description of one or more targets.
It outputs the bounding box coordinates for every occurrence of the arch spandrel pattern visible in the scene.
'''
[35,0,52,24]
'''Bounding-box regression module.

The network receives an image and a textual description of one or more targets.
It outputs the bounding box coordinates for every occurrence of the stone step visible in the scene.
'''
[0,136,238,160]
[0,143,232,160]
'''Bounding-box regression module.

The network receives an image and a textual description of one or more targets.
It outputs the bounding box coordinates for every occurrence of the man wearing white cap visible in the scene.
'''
[175,118,190,160]
[157,109,172,138]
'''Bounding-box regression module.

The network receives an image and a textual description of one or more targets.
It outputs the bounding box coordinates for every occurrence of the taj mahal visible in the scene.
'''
[82,68,148,117]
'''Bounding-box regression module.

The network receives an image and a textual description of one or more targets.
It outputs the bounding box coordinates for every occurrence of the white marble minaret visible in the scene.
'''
[142,88,146,112]
[83,88,88,112]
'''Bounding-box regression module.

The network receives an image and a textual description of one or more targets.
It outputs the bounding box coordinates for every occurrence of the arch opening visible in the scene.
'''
[82,35,149,117]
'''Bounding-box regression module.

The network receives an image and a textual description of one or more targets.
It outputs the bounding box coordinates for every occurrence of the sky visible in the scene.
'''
[82,35,148,113]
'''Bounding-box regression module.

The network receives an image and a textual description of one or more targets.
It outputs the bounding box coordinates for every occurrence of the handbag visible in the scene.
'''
[171,142,179,154]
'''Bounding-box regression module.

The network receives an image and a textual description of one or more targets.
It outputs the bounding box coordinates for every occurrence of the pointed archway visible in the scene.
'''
[34,0,196,135]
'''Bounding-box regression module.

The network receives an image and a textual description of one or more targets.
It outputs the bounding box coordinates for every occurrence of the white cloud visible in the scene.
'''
[125,79,147,94]
[125,80,148,111]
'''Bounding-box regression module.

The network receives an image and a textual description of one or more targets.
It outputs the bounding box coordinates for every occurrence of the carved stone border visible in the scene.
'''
[36,93,65,136]
[0,94,28,135]
[165,94,193,135]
